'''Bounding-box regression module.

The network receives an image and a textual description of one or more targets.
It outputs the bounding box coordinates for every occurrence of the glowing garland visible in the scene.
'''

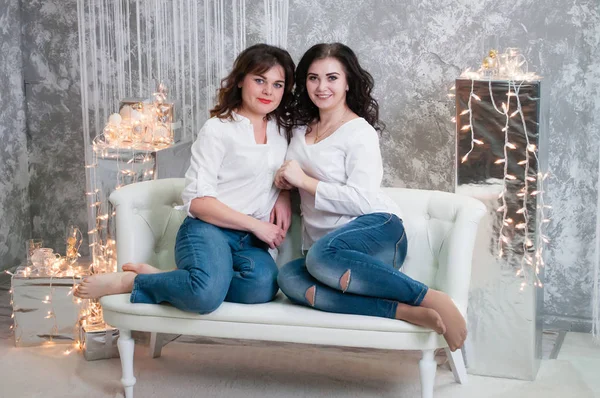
[450,48,550,289]
[83,85,173,339]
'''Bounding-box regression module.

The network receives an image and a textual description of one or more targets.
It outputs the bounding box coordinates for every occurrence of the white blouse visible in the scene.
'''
[179,113,288,222]
[286,118,403,250]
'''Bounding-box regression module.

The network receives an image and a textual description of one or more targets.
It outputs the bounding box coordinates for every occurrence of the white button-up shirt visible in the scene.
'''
[286,118,403,249]
[180,113,288,222]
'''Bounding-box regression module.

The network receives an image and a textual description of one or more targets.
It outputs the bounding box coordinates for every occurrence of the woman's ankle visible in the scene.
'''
[122,271,137,291]
[420,288,442,308]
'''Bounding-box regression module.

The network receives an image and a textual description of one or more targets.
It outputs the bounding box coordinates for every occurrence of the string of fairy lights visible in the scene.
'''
[450,47,550,289]
[81,85,174,343]
[88,83,172,274]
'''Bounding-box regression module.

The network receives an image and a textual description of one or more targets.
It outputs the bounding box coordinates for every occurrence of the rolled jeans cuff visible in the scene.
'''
[412,284,429,306]
[129,274,153,304]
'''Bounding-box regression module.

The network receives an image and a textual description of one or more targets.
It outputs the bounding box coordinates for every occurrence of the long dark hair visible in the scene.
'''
[293,43,384,132]
[210,44,295,136]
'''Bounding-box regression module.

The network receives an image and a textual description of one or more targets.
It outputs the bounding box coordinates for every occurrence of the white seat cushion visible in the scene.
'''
[100,291,432,334]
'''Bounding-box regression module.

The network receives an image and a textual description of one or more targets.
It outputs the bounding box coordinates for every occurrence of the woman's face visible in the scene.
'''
[305,57,349,112]
[238,64,286,117]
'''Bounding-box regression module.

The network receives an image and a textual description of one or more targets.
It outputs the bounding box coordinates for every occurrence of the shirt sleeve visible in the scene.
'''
[314,128,383,216]
[180,123,226,217]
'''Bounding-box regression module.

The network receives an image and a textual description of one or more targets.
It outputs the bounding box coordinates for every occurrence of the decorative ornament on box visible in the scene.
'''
[95,83,175,151]
[478,47,537,81]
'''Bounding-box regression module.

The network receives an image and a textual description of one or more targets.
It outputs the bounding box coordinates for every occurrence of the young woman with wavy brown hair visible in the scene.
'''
[77,44,296,315]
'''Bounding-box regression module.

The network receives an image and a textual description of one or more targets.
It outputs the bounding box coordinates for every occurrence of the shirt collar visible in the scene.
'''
[230,111,251,124]
[232,110,277,127]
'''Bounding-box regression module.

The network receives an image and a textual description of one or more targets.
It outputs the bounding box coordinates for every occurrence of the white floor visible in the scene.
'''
[0,332,598,398]
[1,276,599,397]
[557,332,600,396]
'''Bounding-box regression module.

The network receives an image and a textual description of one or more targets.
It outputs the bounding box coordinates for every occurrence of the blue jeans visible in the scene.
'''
[277,213,428,319]
[130,217,279,313]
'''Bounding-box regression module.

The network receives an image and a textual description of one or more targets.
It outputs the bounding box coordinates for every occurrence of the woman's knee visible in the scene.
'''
[278,258,305,282]
[241,254,279,302]
[184,286,225,314]
[278,274,316,308]
[249,268,279,303]
[188,301,221,314]
[184,273,230,314]
[277,258,310,302]
[305,242,351,291]
[305,241,333,278]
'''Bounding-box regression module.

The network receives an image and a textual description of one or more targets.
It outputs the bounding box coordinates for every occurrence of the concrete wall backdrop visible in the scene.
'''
[0,0,30,270]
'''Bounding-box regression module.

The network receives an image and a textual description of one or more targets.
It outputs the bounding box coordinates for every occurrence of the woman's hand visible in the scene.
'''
[251,220,285,250]
[270,191,291,235]
[275,167,294,190]
[278,160,308,189]
[277,160,319,195]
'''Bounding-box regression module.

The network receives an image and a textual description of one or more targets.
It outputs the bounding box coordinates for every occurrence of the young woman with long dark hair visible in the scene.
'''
[276,43,467,351]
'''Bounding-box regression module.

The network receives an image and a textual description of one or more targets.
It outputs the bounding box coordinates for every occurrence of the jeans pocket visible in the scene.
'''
[393,228,408,270]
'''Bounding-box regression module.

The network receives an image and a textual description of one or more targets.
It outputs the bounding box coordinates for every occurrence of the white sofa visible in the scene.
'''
[100,178,485,398]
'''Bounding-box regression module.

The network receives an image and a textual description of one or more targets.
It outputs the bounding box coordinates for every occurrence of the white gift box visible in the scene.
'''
[80,323,120,361]
[11,266,85,347]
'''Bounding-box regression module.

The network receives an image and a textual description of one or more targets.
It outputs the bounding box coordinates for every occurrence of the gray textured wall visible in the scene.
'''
[541,3,600,329]
[0,0,30,269]
[3,0,599,328]
[21,0,88,258]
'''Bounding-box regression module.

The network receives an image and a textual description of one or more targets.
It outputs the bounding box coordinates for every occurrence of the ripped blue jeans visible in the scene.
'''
[277,212,428,319]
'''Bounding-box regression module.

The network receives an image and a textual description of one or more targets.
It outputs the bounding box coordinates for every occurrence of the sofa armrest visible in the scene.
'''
[109,178,186,271]
[431,194,486,312]
[384,188,485,313]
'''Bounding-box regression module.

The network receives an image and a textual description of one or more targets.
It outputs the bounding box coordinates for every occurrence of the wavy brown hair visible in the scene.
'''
[210,44,295,137]
[293,43,384,132]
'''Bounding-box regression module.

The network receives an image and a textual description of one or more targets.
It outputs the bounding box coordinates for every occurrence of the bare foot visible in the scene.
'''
[395,303,446,334]
[74,272,136,299]
[420,289,467,351]
[122,262,163,275]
